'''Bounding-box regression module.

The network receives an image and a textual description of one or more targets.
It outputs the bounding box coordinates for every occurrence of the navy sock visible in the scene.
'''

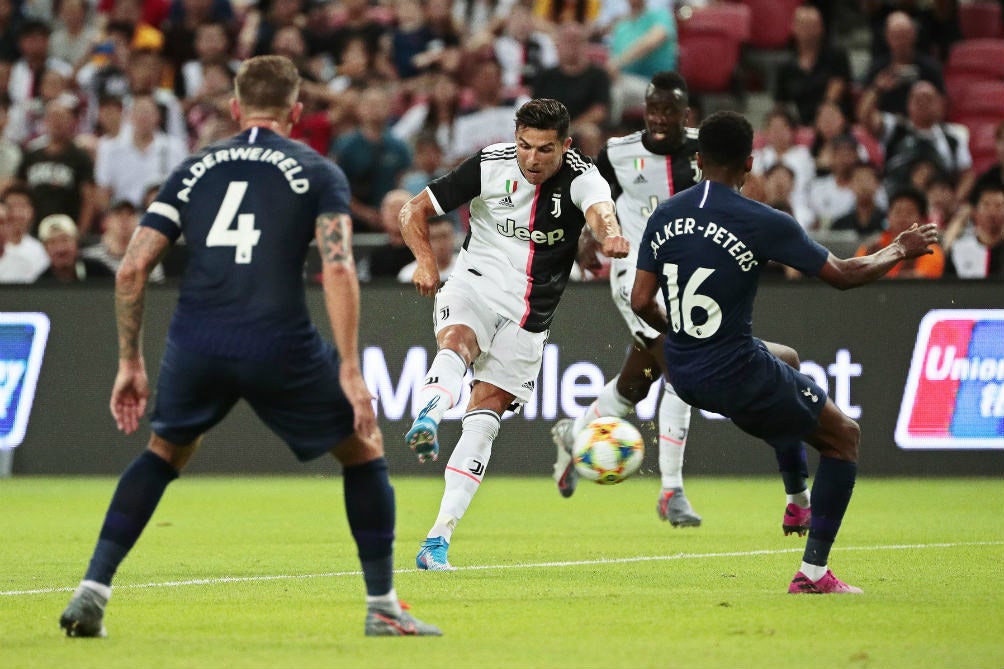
[773,442,809,494]
[84,450,179,585]
[803,456,857,567]
[343,457,396,597]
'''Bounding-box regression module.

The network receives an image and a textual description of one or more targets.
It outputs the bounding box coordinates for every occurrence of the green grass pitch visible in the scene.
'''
[2,475,1002,668]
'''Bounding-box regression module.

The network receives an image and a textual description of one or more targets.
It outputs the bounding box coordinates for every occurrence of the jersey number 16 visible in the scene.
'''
[207,181,261,264]
[663,263,722,339]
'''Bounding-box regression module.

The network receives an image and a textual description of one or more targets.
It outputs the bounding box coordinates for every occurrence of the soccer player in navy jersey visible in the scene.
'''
[59,56,441,637]
[632,111,937,593]
[398,98,630,571]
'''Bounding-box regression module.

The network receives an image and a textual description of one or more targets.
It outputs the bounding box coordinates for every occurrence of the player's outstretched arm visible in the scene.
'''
[316,211,377,437]
[584,201,630,259]
[111,226,170,434]
[398,189,442,298]
[630,267,669,334]
[817,222,940,290]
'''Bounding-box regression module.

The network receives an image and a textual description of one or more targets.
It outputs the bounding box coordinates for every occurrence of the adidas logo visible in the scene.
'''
[633,173,648,184]
[521,379,535,390]
[498,195,514,208]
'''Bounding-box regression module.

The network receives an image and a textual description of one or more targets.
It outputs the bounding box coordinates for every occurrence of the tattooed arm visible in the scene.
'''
[315,211,376,436]
[110,226,169,433]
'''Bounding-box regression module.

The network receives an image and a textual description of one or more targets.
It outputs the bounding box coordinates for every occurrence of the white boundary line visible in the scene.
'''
[4,540,1001,597]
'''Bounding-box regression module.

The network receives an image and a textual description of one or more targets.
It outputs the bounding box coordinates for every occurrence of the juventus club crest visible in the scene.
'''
[550,191,561,217]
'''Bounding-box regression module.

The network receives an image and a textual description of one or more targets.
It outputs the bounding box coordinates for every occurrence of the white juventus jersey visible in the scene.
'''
[426,143,612,332]
[597,128,701,247]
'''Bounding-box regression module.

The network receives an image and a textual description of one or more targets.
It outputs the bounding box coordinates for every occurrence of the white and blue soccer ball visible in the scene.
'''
[572,417,644,485]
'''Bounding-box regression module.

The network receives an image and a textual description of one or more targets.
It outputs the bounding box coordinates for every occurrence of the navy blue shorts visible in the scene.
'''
[150,338,355,461]
[674,340,827,443]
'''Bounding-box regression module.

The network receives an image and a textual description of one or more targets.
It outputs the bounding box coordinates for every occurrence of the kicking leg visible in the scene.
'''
[60,434,197,637]
[765,341,812,535]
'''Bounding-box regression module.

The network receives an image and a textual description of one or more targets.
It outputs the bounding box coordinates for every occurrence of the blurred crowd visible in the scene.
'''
[0,0,1001,285]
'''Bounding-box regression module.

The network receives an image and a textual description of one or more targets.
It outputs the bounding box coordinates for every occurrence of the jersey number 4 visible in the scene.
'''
[663,263,722,339]
[207,181,261,264]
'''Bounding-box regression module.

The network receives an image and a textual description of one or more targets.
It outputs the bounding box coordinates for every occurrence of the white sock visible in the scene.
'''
[366,589,401,616]
[414,349,468,424]
[800,562,827,581]
[427,410,500,542]
[658,382,692,490]
[80,580,112,602]
[572,376,635,435]
[787,490,811,508]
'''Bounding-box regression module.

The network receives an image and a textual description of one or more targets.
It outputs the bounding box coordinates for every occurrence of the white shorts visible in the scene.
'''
[609,255,663,344]
[434,277,548,405]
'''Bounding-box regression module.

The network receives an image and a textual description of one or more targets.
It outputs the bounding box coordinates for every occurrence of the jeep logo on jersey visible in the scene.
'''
[497,218,566,245]
[896,309,1004,450]
[0,313,50,449]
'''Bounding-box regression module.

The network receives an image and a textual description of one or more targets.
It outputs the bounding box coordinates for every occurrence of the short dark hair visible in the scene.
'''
[975,183,1004,203]
[698,111,753,170]
[650,71,688,96]
[235,55,300,113]
[19,18,51,38]
[889,186,928,217]
[765,106,797,128]
[514,98,570,139]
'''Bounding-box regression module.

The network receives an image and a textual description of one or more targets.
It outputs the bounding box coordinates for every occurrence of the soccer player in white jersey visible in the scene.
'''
[399,98,630,570]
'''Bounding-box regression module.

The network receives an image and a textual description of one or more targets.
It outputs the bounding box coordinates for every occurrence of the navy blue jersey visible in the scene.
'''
[141,127,350,360]
[637,180,829,388]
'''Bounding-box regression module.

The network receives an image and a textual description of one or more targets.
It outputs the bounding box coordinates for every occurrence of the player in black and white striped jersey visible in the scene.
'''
[399,98,630,571]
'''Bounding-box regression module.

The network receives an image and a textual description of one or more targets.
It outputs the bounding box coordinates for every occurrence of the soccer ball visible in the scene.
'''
[572,417,644,485]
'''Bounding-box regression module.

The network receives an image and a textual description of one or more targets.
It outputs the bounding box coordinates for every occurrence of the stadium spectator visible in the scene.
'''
[863,0,961,63]
[0,93,20,191]
[531,20,611,128]
[808,101,870,176]
[925,174,959,231]
[399,131,448,193]
[946,184,1004,278]
[606,0,677,128]
[82,199,165,282]
[775,4,852,126]
[161,0,234,74]
[830,161,886,238]
[359,188,415,282]
[535,0,601,24]
[35,213,114,282]
[388,0,441,82]
[396,215,456,283]
[7,18,73,106]
[250,0,308,59]
[0,186,48,281]
[330,85,412,231]
[855,186,944,278]
[183,62,233,144]
[400,98,629,571]
[75,21,133,132]
[123,49,187,143]
[57,54,441,640]
[176,22,239,100]
[806,133,859,230]
[943,121,1004,251]
[95,95,186,210]
[492,2,557,90]
[452,0,519,35]
[392,70,461,151]
[752,108,815,226]
[447,57,527,163]
[859,79,973,202]
[16,98,97,236]
[762,162,815,230]
[323,0,394,80]
[0,0,21,62]
[49,0,100,72]
[860,11,945,116]
[6,66,78,147]
[631,109,938,594]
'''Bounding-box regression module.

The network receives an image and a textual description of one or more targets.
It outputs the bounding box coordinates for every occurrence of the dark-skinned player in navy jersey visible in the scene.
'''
[59,56,441,637]
[552,72,814,538]
[632,111,938,594]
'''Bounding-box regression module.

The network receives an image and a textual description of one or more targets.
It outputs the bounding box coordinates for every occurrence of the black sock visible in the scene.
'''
[803,456,857,567]
[84,450,179,585]
[343,457,396,597]
[774,442,809,495]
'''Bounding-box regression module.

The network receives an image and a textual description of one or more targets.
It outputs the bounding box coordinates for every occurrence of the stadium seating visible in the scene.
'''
[946,38,1004,78]
[678,2,752,43]
[739,0,802,49]
[945,67,996,117]
[677,26,744,94]
[967,118,1001,173]
[958,1,1004,40]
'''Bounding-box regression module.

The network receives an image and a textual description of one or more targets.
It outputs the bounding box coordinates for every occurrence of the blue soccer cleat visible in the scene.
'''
[416,537,457,571]
[406,401,440,462]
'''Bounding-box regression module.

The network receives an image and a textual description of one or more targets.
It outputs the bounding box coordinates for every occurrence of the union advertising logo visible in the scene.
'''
[0,313,50,449]
[895,309,1004,450]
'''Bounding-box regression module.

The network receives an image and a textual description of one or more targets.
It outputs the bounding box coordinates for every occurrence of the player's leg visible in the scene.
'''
[59,434,201,637]
[789,399,863,594]
[331,432,442,636]
[763,341,812,535]
[417,383,509,571]
[60,341,236,637]
[407,285,484,462]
